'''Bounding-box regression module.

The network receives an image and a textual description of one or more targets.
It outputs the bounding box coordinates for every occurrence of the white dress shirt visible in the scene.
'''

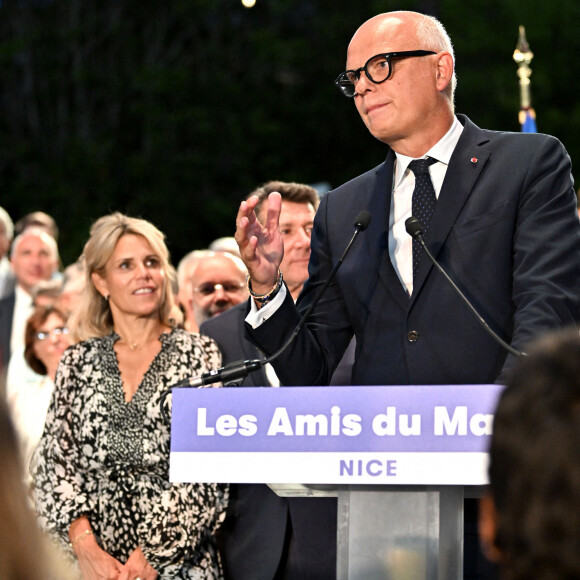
[390,116,463,295]
[6,285,43,413]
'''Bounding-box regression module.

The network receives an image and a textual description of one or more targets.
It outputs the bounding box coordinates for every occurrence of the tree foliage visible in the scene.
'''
[0,0,578,265]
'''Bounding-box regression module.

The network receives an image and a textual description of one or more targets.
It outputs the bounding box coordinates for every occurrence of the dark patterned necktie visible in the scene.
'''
[409,157,438,279]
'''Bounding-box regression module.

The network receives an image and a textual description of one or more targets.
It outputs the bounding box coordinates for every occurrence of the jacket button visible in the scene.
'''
[407,330,419,343]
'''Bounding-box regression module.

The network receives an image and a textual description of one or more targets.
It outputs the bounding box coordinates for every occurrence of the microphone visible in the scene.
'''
[405,216,525,358]
[172,210,371,389]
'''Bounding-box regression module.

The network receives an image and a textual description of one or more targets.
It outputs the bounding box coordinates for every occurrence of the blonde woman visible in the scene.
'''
[32,213,227,580]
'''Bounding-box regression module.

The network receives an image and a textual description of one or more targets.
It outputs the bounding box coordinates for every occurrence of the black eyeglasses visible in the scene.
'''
[36,327,69,341]
[334,50,437,98]
[193,282,246,297]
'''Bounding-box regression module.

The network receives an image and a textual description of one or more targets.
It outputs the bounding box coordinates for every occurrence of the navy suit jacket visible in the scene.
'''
[247,115,580,387]
[200,304,338,580]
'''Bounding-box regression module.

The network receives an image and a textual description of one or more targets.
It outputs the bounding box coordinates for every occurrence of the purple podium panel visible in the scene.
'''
[170,384,503,485]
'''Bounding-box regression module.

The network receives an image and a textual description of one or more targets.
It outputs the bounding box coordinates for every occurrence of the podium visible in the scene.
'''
[268,482,480,579]
[170,384,502,579]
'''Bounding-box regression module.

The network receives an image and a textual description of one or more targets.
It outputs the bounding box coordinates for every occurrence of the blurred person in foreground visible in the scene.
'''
[32,212,227,580]
[234,11,580,579]
[480,329,580,580]
[0,396,74,579]
[7,305,71,489]
[202,181,349,580]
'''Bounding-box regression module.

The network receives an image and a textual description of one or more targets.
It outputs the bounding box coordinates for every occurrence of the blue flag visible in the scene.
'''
[520,108,537,133]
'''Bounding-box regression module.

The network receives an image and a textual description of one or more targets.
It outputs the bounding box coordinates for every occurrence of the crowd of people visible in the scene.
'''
[0,181,338,579]
[0,8,579,580]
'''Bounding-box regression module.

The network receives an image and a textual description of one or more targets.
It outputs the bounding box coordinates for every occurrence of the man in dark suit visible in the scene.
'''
[234,11,580,579]
[202,181,343,580]
[0,227,59,395]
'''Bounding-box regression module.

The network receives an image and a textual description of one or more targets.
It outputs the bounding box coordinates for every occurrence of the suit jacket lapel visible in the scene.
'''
[411,117,491,298]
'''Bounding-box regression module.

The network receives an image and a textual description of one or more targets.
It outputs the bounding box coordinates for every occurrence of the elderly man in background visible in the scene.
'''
[0,227,59,396]
[176,249,247,332]
[186,250,249,330]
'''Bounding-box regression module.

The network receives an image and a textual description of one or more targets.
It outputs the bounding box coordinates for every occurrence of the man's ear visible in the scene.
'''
[435,51,454,92]
[478,493,502,562]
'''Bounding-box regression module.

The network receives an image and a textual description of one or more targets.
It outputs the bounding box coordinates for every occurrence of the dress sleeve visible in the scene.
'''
[31,345,99,550]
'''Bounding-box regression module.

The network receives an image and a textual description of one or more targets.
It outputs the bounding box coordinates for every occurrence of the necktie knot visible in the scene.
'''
[408,157,437,176]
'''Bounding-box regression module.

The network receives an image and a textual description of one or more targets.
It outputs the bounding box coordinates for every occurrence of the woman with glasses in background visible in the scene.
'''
[7,305,71,489]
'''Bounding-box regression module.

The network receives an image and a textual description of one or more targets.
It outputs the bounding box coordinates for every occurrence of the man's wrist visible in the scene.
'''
[247,270,283,306]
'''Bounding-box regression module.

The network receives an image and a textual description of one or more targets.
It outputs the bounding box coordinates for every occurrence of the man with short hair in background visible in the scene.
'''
[0,227,59,396]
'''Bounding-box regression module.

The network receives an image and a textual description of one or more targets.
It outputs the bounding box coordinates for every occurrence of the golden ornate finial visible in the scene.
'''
[513,26,534,121]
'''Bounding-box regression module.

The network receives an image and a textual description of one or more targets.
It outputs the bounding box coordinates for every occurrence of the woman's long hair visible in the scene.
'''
[70,212,177,342]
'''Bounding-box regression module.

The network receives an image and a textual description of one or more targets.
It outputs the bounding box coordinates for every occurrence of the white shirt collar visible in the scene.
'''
[393,116,464,188]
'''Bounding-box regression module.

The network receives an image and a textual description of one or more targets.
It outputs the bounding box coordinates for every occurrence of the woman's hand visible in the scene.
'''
[74,536,123,580]
[70,516,123,580]
[118,547,158,580]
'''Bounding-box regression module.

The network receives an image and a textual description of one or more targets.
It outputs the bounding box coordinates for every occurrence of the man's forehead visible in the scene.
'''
[347,15,411,65]
[279,201,316,221]
[193,256,246,281]
[14,232,55,254]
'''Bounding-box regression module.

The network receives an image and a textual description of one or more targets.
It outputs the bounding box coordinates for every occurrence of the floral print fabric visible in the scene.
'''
[32,328,228,579]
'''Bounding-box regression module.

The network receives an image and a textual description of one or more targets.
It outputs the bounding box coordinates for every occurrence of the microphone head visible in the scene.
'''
[405,216,423,239]
[354,210,372,231]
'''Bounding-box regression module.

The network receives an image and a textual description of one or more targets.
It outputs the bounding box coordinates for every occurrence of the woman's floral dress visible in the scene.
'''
[32,328,228,579]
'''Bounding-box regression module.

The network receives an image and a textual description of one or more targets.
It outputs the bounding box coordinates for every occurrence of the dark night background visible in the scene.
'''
[0,0,578,266]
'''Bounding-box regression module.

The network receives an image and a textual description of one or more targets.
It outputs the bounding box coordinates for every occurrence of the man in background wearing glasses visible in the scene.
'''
[235,10,580,579]
[188,250,249,329]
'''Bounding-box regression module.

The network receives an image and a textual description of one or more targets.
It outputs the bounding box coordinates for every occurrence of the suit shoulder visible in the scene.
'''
[325,160,388,200]
[0,292,15,310]
[481,127,565,149]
